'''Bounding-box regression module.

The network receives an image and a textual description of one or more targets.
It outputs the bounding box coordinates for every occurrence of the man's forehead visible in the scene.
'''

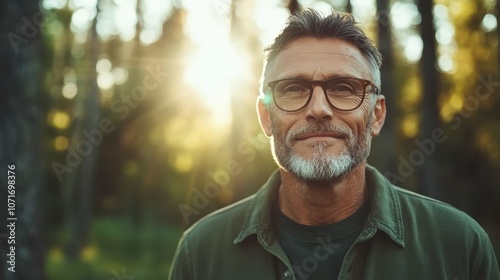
[265,37,372,81]
[277,37,361,57]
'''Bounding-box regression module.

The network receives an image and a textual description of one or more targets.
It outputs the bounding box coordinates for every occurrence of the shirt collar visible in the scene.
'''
[233,169,280,244]
[365,165,405,247]
[233,165,405,247]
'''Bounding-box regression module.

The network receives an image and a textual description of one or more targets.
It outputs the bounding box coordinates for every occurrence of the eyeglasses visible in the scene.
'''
[266,77,379,112]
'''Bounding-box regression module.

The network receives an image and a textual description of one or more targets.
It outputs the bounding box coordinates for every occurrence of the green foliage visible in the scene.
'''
[46,218,182,280]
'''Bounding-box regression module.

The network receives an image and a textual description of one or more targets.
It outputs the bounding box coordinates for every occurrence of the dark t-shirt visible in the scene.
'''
[273,202,370,280]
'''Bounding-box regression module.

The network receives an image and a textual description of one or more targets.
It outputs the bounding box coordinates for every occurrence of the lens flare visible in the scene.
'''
[182,0,249,126]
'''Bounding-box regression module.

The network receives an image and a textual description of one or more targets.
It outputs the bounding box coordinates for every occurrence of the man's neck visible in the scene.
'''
[278,163,367,226]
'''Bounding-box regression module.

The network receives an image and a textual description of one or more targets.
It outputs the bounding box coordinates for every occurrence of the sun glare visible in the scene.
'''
[182,0,249,126]
[184,42,248,126]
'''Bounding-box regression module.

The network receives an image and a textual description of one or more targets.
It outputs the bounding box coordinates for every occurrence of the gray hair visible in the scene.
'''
[261,9,382,93]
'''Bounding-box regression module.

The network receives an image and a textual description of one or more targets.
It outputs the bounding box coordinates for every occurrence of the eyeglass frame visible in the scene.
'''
[265,77,380,112]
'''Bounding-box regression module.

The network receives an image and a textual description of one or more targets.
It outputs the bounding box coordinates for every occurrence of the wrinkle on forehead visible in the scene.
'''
[264,37,374,84]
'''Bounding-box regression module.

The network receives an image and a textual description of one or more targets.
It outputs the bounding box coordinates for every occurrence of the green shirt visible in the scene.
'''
[169,165,500,280]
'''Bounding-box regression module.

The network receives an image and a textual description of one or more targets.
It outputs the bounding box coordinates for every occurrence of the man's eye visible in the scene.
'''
[275,81,309,95]
[329,83,355,93]
[283,85,307,93]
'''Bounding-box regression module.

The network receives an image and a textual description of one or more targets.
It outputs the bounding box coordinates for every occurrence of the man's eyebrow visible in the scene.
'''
[321,74,360,80]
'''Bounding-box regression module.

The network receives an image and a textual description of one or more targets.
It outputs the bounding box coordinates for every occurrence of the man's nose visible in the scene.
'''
[304,86,334,121]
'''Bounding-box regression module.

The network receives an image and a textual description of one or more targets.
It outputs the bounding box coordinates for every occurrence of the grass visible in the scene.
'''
[46,217,182,280]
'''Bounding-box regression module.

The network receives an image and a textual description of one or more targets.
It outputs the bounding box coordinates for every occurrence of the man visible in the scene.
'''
[169,9,500,280]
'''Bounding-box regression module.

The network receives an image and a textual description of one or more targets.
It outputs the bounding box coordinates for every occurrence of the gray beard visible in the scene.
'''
[270,118,373,183]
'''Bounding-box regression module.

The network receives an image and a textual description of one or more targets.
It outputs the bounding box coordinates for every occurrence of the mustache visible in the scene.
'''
[285,122,355,145]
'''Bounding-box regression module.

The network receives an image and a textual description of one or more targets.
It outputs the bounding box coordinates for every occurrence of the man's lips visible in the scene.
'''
[295,132,345,141]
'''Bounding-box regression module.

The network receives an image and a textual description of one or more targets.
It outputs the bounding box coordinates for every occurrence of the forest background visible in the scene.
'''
[1,0,500,279]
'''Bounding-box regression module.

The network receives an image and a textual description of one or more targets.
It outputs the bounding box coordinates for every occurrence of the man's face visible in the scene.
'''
[258,37,386,182]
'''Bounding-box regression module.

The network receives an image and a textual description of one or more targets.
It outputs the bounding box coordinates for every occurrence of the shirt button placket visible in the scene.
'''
[283,269,293,280]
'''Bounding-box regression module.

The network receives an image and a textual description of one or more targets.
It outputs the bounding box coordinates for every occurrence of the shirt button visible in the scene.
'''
[261,233,270,244]
[368,227,376,235]
[283,270,293,280]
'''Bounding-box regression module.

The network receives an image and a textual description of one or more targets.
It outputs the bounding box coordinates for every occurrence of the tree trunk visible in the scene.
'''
[66,2,101,258]
[0,0,45,279]
[497,0,500,79]
[417,0,442,199]
[371,0,398,181]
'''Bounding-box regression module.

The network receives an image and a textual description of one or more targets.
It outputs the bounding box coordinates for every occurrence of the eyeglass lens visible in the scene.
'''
[272,78,368,111]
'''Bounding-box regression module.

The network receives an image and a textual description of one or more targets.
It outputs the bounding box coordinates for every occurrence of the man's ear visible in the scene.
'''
[370,95,386,137]
[257,97,273,137]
